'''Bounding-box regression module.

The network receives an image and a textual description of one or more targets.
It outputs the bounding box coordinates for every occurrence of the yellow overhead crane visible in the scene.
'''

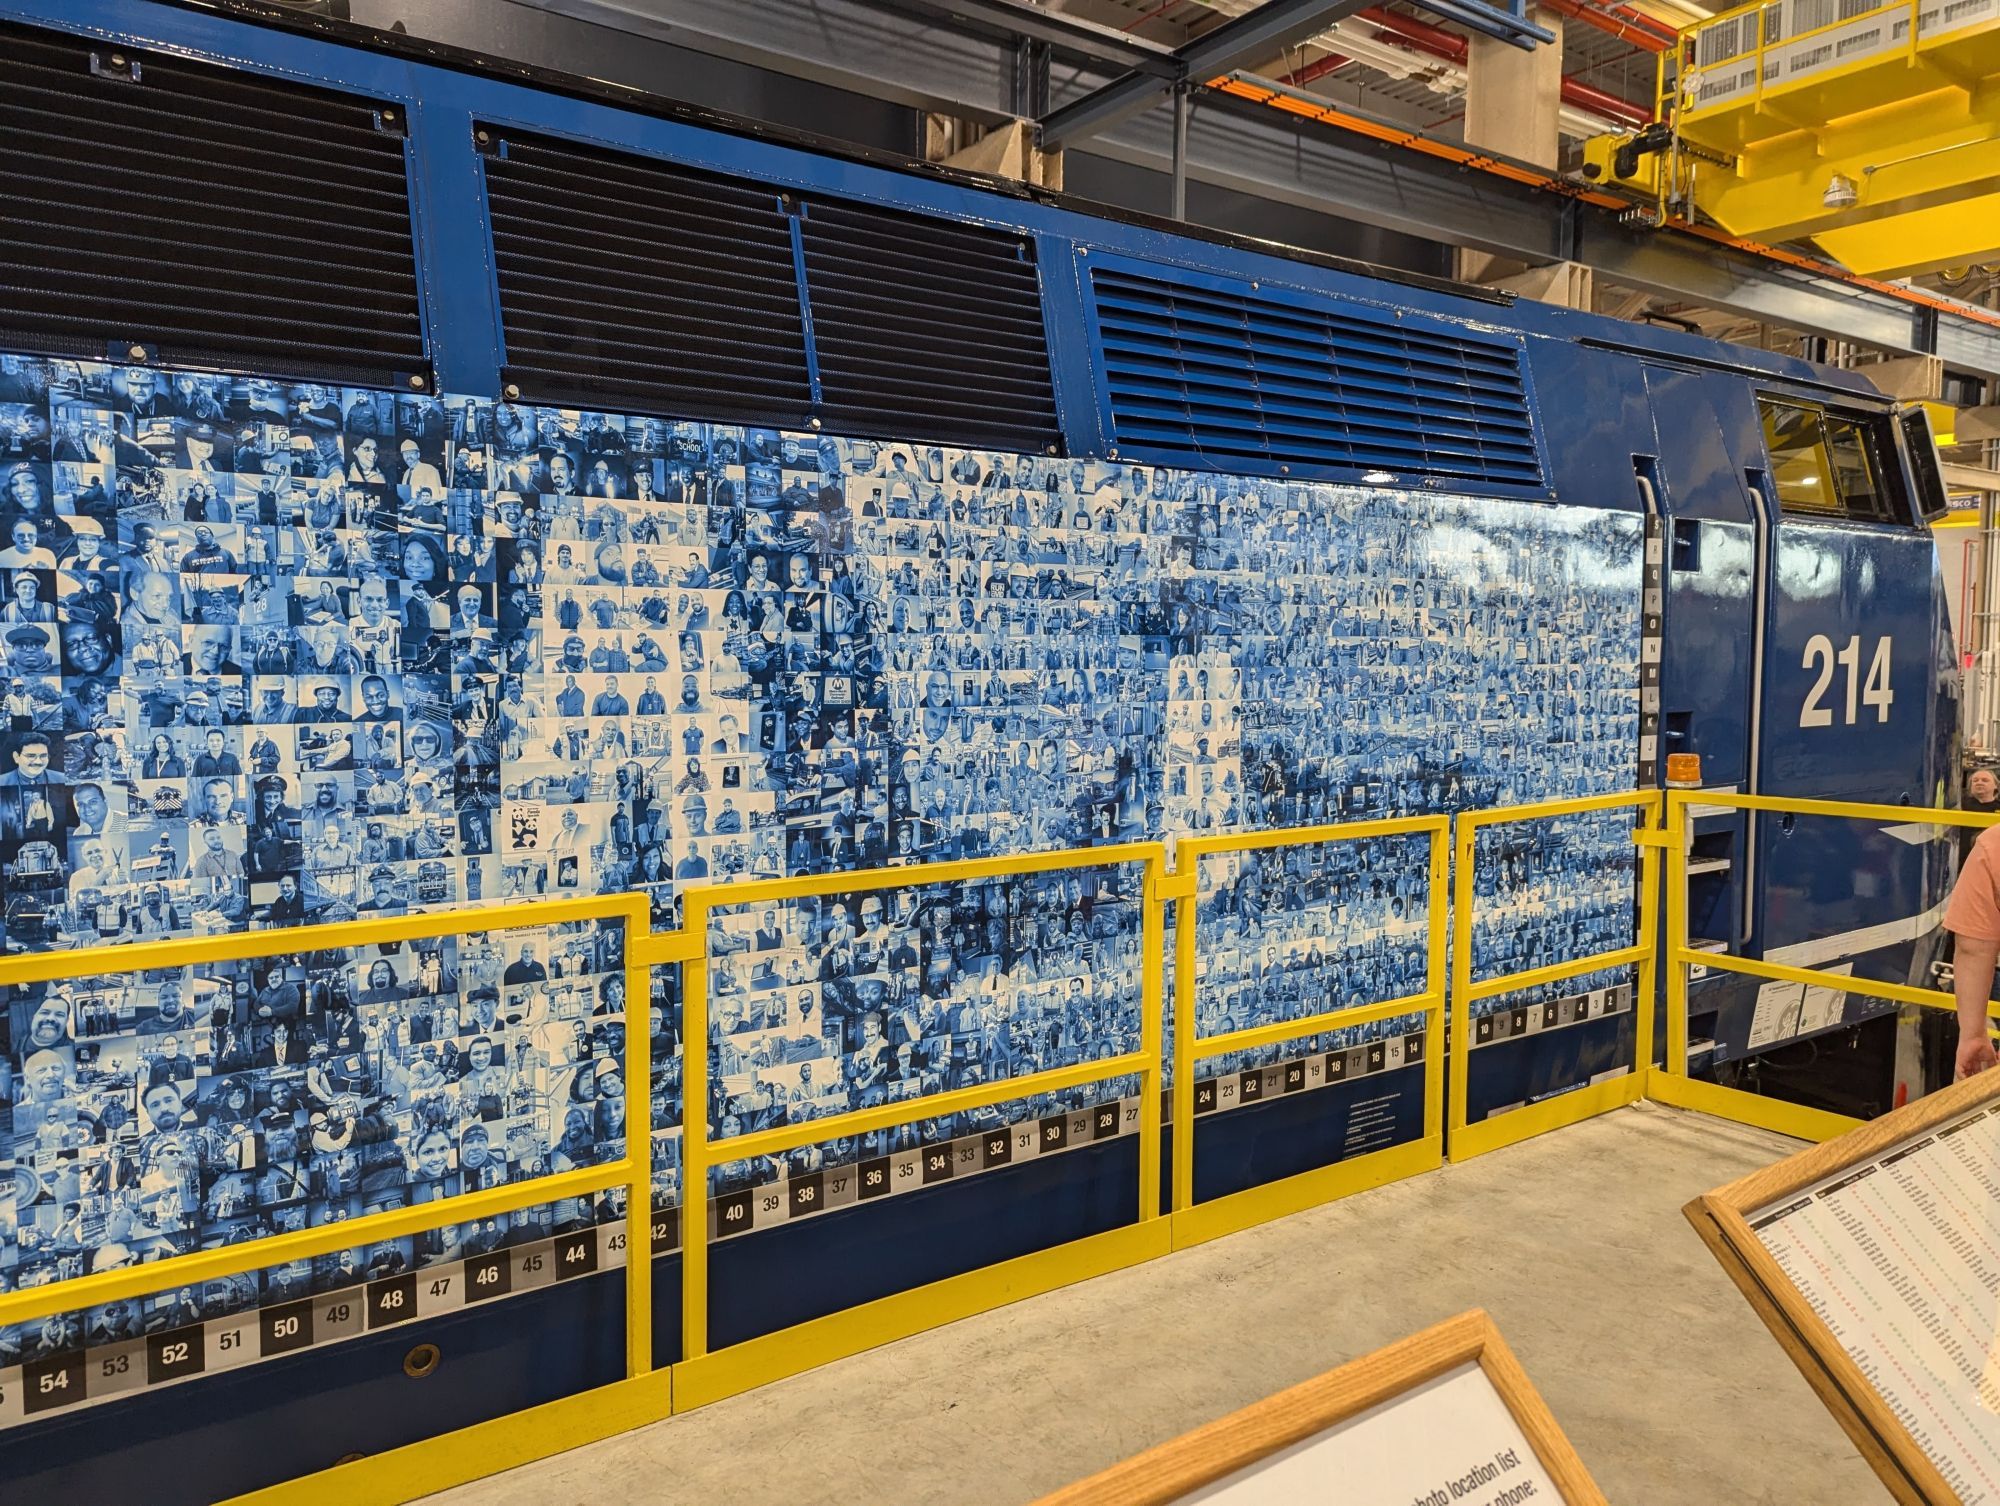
[1581,0,2000,277]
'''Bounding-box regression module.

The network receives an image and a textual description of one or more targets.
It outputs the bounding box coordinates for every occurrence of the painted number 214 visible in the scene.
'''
[1800,634,1893,727]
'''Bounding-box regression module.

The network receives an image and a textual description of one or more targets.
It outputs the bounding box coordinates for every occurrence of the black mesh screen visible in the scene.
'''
[800,200,1060,453]
[482,130,814,426]
[0,20,427,388]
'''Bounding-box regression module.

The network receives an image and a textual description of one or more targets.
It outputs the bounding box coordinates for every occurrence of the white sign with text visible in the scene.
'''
[1181,1362,1560,1505]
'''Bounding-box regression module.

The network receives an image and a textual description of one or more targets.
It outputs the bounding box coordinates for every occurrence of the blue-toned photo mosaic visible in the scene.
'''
[702,861,1147,1194]
[0,353,1642,1373]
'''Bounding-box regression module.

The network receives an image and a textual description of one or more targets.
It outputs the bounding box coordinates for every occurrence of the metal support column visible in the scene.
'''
[1009,35,1051,119]
[1976,450,2000,759]
[1170,83,1189,221]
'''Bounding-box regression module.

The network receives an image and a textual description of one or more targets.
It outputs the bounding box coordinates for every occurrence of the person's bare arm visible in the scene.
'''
[1956,933,2000,1079]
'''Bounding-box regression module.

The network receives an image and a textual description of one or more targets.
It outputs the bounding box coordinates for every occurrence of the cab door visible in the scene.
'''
[1643,365,1766,959]
[1749,394,1944,1020]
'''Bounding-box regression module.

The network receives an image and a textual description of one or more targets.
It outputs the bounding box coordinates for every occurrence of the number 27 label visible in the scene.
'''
[1800,634,1892,728]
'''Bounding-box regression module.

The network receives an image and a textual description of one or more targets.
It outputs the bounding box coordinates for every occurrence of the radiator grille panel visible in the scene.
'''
[799,200,1060,453]
[1091,269,1543,489]
[483,131,813,426]
[0,20,425,387]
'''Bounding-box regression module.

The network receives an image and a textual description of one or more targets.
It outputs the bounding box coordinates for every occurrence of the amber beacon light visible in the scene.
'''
[1664,753,1703,788]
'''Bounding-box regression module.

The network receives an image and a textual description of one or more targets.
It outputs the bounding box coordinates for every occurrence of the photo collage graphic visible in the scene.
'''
[0,353,1640,1364]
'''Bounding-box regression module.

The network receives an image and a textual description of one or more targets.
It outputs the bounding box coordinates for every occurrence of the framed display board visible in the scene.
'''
[1686,1067,2000,1506]
[1034,1309,1605,1505]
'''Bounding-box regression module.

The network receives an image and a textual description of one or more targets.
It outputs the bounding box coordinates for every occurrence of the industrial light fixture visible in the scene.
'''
[1823,172,1859,210]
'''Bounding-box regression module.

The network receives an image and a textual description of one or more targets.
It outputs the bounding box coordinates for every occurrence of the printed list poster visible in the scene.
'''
[1752,1103,2000,1503]
[1181,1363,1559,1505]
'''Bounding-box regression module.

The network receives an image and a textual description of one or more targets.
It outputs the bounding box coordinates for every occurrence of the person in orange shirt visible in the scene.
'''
[1946,810,2000,1077]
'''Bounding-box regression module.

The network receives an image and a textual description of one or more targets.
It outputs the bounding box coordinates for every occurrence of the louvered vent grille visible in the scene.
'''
[0,21,425,387]
[483,131,813,426]
[1091,269,1542,489]
[799,201,1060,453]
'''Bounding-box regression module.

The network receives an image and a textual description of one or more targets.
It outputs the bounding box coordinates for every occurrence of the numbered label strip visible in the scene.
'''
[1639,515,1663,786]
[1190,1029,1425,1115]
[0,1028,1438,1426]
[0,1216,667,1428]
[710,1091,1144,1241]
[1470,982,1634,1051]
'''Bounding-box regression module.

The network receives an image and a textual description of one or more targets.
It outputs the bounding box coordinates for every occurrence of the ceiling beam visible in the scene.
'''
[340,0,2000,376]
[877,0,1178,74]
[1039,0,1382,151]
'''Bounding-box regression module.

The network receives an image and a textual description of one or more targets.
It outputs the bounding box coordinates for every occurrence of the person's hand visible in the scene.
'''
[1958,1029,1998,1080]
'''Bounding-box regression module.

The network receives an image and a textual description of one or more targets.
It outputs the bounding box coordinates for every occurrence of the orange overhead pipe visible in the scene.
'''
[1536,0,1676,52]
[1207,73,2000,333]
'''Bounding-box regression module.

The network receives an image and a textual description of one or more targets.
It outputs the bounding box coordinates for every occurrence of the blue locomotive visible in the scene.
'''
[0,0,1957,1498]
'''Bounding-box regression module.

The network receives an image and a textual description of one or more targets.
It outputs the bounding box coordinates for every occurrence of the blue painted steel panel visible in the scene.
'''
[1465,1014,1634,1122]
[1527,342,1654,517]
[710,1135,1135,1349]
[0,1276,632,1506]
[1643,367,1760,527]
[1186,1064,1426,1205]
[0,0,1888,412]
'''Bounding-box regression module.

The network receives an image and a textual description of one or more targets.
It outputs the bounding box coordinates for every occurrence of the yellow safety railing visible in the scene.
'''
[1167,816,1449,1249]
[1680,0,1923,121]
[1450,791,1664,1160]
[0,890,661,1383]
[1653,790,2000,1141]
[0,796,1700,1506]
[669,840,1170,1409]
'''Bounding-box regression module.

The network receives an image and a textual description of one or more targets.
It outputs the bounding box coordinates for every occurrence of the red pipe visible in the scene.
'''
[1361,6,1468,60]
[1289,7,1652,127]
[1281,52,1352,84]
[1559,74,1654,126]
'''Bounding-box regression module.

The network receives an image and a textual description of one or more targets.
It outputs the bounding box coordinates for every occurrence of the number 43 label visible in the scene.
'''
[1800,634,1892,728]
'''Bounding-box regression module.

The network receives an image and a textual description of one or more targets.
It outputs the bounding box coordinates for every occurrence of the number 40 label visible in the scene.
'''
[1800,634,1892,728]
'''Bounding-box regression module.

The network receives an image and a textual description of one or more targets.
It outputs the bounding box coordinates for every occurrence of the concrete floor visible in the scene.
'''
[427,1103,1886,1506]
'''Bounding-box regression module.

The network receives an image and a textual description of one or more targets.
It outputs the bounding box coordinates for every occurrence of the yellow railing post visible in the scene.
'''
[1425,821,1450,1147]
[1754,4,1767,107]
[1450,811,1477,1148]
[1137,850,1167,1224]
[619,892,655,1383]
[1634,793,1663,1080]
[678,889,714,1364]
[1171,882,1198,1217]
[1664,789,1691,1080]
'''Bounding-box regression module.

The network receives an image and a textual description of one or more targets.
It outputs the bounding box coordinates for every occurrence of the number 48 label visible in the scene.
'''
[1800,634,1892,727]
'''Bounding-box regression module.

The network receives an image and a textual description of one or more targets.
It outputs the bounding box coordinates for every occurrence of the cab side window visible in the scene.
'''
[1757,397,1907,524]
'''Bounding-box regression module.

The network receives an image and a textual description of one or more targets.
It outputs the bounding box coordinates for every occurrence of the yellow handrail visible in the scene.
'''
[676,842,1171,1362]
[0,1160,633,1334]
[1450,791,1663,1156]
[1654,788,2000,1142]
[1169,815,1451,1217]
[0,791,1717,1475]
[1662,789,1998,1028]
[0,889,661,1380]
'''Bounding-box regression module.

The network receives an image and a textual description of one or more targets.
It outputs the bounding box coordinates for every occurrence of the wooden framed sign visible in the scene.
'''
[1034,1309,1605,1505]
[1686,1067,2000,1506]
